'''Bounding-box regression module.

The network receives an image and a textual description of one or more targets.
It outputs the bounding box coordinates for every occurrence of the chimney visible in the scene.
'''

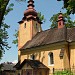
[57,13,65,29]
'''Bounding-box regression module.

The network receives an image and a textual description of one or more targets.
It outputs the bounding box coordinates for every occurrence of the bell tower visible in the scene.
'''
[18,0,42,50]
[57,13,65,29]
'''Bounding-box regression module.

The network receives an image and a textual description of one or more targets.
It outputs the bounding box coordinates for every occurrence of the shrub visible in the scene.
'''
[53,70,74,75]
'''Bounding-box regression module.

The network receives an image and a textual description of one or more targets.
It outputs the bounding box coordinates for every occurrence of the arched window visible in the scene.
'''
[48,52,54,65]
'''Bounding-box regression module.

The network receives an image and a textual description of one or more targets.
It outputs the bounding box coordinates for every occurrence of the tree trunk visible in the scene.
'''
[0,0,9,28]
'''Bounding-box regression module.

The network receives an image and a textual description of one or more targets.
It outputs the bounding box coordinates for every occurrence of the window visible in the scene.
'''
[24,23,26,28]
[30,54,35,60]
[48,52,54,66]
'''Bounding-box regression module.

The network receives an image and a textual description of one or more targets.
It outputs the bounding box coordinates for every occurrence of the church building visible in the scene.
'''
[15,0,75,75]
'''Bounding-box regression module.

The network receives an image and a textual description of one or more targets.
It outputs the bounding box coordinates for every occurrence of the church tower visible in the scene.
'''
[57,13,65,29]
[18,0,42,60]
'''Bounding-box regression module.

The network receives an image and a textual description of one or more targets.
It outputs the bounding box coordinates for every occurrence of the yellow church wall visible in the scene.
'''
[63,46,70,69]
[70,43,75,68]
[18,20,42,50]
[18,21,32,49]
[32,20,42,37]
[18,20,42,59]
[20,42,70,72]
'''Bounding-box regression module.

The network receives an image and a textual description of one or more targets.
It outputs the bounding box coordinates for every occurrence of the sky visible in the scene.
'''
[0,0,75,63]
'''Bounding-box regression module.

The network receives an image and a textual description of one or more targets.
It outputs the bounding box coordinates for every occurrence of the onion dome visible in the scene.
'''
[18,0,42,24]
[24,0,37,17]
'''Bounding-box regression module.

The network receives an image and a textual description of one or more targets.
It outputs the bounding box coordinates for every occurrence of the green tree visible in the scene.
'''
[0,0,26,60]
[0,0,14,60]
[57,0,75,14]
[50,12,75,28]
[0,0,9,27]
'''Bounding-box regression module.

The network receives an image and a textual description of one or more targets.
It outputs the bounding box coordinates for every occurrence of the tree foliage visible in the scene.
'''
[12,30,18,46]
[57,0,75,14]
[0,0,9,27]
[37,12,46,23]
[0,0,14,59]
[50,12,75,28]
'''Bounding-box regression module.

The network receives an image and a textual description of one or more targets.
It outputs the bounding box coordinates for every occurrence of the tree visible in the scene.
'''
[0,0,14,60]
[0,0,27,60]
[57,0,75,14]
[50,12,75,28]
[0,0,9,27]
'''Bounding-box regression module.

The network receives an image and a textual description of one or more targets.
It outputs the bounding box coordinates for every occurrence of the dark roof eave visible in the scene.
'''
[18,20,24,24]
[20,40,68,51]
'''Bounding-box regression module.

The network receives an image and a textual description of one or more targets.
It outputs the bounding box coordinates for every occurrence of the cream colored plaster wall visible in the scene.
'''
[18,21,31,49]
[21,46,65,70]
[18,20,42,60]
[63,46,70,69]
[18,20,41,50]
[32,20,42,37]
[20,44,74,75]
[70,45,75,68]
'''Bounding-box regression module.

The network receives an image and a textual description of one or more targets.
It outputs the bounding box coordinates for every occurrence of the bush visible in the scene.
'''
[54,70,74,75]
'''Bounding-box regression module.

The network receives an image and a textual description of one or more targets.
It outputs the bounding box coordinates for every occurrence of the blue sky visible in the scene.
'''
[0,0,75,63]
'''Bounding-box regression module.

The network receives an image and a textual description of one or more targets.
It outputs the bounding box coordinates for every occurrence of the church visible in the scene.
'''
[15,0,75,75]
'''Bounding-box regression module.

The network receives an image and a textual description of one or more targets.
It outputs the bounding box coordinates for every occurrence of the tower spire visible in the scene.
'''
[24,0,37,19]
[27,0,34,9]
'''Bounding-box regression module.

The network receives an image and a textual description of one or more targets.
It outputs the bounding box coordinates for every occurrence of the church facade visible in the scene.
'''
[15,0,75,75]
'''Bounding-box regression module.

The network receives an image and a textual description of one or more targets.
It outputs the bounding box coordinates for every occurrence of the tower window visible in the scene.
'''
[24,23,26,28]
[48,52,54,65]
[30,54,35,60]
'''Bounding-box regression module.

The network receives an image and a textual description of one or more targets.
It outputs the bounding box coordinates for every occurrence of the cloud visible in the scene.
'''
[12,60,18,64]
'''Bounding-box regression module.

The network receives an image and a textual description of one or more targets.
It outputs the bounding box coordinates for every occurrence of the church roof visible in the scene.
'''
[20,27,75,50]
[15,59,49,70]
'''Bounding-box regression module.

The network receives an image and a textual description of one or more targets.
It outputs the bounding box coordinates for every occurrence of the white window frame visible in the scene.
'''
[48,52,54,66]
[30,54,35,60]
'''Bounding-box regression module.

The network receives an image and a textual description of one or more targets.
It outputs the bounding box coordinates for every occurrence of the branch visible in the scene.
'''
[0,0,9,28]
